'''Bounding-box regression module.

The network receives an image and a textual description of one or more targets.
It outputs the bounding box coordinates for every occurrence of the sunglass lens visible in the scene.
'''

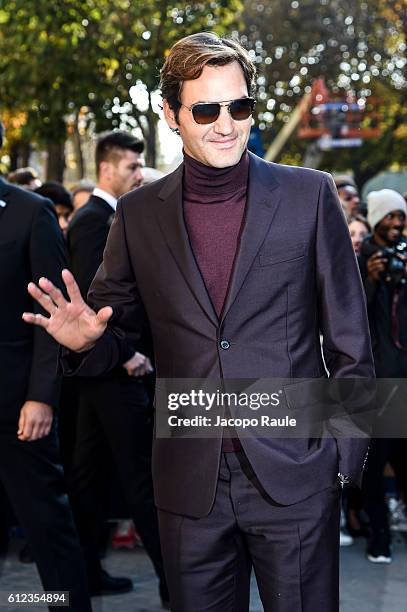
[192,103,220,124]
[229,99,255,120]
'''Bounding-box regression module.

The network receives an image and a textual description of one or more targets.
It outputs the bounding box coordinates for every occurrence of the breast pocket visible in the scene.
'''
[258,243,307,267]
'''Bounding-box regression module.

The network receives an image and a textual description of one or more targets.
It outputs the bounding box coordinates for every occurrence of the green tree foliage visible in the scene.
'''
[241,0,406,185]
[0,0,243,178]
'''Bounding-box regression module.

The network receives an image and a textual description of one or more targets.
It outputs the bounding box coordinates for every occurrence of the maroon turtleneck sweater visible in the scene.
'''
[183,150,249,452]
[183,150,249,317]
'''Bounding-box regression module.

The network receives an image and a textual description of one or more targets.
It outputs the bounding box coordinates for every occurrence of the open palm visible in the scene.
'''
[23,269,112,352]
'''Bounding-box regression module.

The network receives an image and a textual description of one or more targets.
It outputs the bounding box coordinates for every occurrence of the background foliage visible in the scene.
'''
[0,0,405,186]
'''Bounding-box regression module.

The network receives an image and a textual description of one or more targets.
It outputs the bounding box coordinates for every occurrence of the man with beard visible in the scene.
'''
[358,188,407,563]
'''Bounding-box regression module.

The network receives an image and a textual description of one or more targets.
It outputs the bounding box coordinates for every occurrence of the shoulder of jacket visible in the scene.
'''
[7,183,55,211]
[71,200,107,225]
[267,161,331,184]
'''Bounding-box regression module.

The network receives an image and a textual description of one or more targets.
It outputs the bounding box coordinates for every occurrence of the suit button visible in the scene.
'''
[220,340,230,350]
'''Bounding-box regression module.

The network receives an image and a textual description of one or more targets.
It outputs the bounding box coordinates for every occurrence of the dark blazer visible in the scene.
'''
[67,193,147,369]
[0,178,67,425]
[63,153,374,516]
[67,194,115,300]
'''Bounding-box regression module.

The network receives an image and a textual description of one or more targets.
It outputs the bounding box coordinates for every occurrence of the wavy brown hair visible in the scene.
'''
[160,32,256,121]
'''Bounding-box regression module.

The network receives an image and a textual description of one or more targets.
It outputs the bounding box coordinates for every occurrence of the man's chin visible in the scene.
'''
[387,233,402,244]
[206,148,246,169]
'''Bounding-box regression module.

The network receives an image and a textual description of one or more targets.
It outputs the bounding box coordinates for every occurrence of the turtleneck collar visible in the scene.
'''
[183,149,249,197]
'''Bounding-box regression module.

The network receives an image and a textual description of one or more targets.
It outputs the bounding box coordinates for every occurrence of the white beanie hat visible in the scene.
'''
[367,189,407,230]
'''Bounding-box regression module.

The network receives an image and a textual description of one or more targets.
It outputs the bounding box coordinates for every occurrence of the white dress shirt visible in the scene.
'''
[93,187,117,211]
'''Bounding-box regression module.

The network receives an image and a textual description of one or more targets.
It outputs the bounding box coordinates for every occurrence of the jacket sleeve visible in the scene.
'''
[27,201,68,407]
[315,174,375,486]
[61,200,146,377]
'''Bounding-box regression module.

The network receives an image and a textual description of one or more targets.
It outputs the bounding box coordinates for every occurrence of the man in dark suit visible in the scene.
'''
[24,33,374,612]
[63,131,168,604]
[0,121,91,611]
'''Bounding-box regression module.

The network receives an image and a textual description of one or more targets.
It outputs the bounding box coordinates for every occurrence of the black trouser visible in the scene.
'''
[68,377,166,586]
[389,438,407,501]
[362,382,407,536]
[362,438,391,535]
[158,452,341,612]
[57,377,81,484]
[0,428,92,612]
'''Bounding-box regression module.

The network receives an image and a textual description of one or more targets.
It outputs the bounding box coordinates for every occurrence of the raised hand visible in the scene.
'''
[22,269,113,352]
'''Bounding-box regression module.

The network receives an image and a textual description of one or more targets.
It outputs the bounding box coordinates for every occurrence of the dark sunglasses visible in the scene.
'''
[181,97,256,125]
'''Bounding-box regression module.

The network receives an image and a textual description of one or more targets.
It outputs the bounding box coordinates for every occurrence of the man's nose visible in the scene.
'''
[135,167,143,184]
[213,106,234,135]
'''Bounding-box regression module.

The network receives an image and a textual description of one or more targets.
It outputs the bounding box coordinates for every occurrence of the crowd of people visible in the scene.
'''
[333,175,407,562]
[0,30,407,612]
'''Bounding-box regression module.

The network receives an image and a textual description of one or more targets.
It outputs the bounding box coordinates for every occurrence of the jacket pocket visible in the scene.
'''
[259,244,307,266]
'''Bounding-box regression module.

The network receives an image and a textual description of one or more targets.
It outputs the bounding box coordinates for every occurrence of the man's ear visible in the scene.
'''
[99,160,113,181]
[163,99,179,130]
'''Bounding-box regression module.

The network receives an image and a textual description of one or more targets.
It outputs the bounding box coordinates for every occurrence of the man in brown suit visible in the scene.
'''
[23,34,373,612]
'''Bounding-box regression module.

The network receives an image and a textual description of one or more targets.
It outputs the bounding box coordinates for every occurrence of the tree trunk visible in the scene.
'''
[72,116,85,180]
[19,142,31,167]
[145,110,157,168]
[8,141,31,170]
[8,144,19,171]
[45,141,66,182]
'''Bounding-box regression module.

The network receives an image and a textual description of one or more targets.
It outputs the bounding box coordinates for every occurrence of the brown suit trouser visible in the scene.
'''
[158,451,340,612]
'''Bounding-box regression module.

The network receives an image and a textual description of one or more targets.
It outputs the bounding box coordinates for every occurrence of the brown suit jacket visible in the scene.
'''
[62,153,374,516]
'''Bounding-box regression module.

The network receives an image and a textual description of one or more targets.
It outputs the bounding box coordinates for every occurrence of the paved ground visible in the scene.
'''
[0,532,406,611]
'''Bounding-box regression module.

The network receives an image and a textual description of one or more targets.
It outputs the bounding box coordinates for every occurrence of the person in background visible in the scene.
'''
[334,175,361,219]
[348,215,370,256]
[358,188,407,564]
[36,181,74,237]
[141,167,165,186]
[7,166,42,190]
[64,131,169,605]
[0,119,92,612]
[71,181,94,215]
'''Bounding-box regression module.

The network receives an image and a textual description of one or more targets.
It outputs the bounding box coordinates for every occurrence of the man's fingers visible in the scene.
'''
[62,268,84,304]
[19,417,34,441]
[22,312,50,329]
[97,306,113,325]
[29,422,42,441]
[38,277,66,308]
[27,282,57,315]
[17,411,25,436]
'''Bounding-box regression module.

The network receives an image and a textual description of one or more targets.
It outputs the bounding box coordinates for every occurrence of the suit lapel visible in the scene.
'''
[157,164,218,326]
[221,153,282,321]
